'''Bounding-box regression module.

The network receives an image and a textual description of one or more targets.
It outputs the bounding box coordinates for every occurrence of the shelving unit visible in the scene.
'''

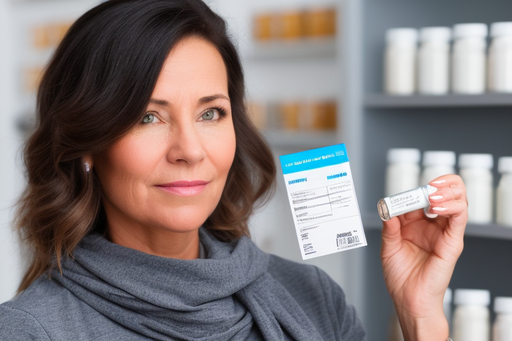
[363,212,512,241]
[261,129,337,149]
[248,38,337,60]
[365,93,512,108]
[340,0,512,339]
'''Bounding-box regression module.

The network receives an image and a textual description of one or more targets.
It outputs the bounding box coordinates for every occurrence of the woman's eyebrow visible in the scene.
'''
[149,98,170,106]
[198,94,230,104]
[148,94,229,107]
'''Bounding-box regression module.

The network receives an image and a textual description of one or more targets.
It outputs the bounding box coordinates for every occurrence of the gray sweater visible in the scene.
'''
[0,230,366,340]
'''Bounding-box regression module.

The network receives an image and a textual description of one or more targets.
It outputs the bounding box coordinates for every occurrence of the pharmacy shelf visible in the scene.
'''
[364,93,512,108]
[362,211,512,241]
[261,129,337,149]
[247,38,336,60]
[464,222,512,241]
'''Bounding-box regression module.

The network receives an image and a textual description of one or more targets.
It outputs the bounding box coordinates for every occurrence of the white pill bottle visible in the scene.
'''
[458,153,494,224]
[452,289,491,341]
[420,150,456,185]
[385,148,421,197]
[418,27,451,94]
[497,157,512,227]
[488,22,512,93]
[384,28,418,95]
[493,297,512,341]
[452,23,488,94]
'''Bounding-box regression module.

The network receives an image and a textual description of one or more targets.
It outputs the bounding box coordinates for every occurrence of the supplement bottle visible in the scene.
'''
[458,153,494,224]
[384,28,418,95]
[418,27,451,94]
[493,297,512,341]
[420,151,456,185]
[452,23,488,94]
[453,289,490,341]
[385,148,421,197]
[444,288,453,334]
[489,22,512,93]
[497,157,512,227]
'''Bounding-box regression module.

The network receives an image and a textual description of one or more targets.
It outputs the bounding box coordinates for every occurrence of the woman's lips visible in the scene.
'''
[156,181,209,196]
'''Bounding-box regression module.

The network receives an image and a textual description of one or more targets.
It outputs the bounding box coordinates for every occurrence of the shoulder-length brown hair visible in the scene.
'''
[17,0,275,292]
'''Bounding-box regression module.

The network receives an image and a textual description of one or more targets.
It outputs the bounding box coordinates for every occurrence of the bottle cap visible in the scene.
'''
[423,151,456,167]
[453,23,488,39]
[495,297,512,314]
[458,153,493,169]
[498,157,512,173]
[420,27,452,42]
[386,28,418,44]
[387,148,421,164]
[454,289,490,306]
[491,22,512,38]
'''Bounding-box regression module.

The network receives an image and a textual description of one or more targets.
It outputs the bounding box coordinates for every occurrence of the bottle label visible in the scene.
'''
[280,144,367,260]
[384,186,435,218]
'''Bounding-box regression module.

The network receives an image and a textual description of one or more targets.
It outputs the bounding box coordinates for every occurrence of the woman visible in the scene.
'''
[0,0,467,340]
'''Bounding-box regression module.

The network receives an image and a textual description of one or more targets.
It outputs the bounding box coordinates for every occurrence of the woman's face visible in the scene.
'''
[94,36,236,240]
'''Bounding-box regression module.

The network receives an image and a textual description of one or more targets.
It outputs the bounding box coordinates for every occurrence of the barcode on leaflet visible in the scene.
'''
[336,235,360,249]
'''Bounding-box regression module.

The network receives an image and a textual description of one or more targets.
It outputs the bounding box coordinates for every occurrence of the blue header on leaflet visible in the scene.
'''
[279,144,349,175]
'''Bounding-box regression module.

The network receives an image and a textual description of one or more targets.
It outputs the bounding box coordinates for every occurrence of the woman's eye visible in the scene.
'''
[201,109,217,121]
[141,113,159,124]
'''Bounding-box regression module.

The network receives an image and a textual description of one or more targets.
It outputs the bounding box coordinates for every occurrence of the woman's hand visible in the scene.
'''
[381,174,468,341]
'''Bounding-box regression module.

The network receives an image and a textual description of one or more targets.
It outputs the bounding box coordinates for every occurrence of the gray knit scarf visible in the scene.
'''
[53,228,323,340]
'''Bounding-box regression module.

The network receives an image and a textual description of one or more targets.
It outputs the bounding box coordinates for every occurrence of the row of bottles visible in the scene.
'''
[384,22,512,95]
[253,7,336,42]
[247,100,337,131]
[453,289,512,341]
[385,149,512,226]
[389,289,512,341]
[23,21,73,94]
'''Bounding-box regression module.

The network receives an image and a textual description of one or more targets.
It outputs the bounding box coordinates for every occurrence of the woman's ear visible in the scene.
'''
[83,155,94,173]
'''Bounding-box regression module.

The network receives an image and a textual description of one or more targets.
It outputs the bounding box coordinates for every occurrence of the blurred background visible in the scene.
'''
[1,0,512,340]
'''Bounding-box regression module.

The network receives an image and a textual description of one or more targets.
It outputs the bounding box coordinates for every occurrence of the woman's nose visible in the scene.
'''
[166,123,207,165]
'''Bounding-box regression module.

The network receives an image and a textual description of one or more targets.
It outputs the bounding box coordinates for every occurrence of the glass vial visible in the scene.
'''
[453,289,491,341]
[458,154,494,224]
[489,22,512,93]
[378,185,437,221]
[420,150,456,185]
[493,297,512,341]
[418,27,451,94]
[497,157,512,227]
[452,23,488,94]
[385,148,421,197]
[384,28,418,95]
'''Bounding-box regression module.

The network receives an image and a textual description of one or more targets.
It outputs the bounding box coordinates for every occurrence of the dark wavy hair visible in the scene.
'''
[16,0,275,292]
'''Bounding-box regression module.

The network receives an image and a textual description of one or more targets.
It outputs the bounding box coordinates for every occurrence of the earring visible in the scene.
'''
[84,162,91,173]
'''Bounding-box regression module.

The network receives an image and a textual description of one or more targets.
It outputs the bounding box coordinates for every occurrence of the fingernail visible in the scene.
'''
[431,180,446,184]
[430,195,444,201]
[432,206,447,212]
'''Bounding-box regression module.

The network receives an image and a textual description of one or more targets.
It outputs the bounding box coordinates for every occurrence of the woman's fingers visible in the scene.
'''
[429,174,467,201]
[428,186,465,205]
[381,217,403,258]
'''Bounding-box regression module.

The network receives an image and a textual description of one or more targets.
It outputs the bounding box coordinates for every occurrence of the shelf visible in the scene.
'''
[247,38,336,60]
[362,212,512,241]
[261,129,337,149]
[365,93,512,109]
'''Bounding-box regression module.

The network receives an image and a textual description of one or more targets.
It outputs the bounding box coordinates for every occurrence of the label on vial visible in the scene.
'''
[279,144,367,260]
[383,186,431,217]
